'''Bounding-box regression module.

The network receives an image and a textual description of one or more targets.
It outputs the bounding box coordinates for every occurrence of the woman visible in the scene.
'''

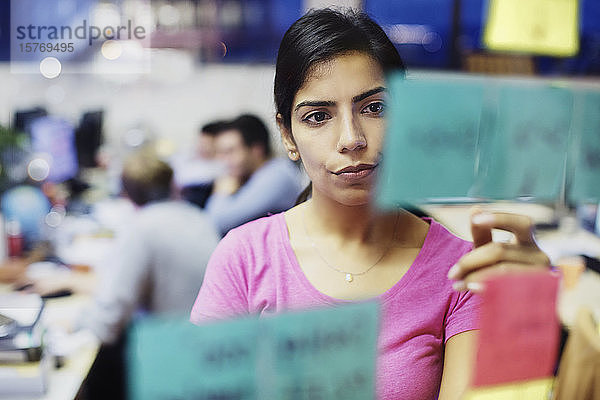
[191,9,550,400]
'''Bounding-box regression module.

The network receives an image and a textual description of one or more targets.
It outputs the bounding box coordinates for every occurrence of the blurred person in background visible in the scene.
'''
[173,121,227,208]
[33,148,221,400]
[206,114,303,236]
[76,148,219,344]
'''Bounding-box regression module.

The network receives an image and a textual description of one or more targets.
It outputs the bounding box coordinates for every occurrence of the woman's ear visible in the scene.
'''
[277,114,300,161]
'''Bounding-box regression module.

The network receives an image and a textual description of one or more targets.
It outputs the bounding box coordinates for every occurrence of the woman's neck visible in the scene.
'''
[305,191,388,244]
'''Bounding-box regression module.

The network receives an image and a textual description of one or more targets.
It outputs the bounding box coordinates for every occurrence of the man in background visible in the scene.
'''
[206,114,303,236]
[78,148,220,400]
[173,121,226,208]
[78,148,219,342]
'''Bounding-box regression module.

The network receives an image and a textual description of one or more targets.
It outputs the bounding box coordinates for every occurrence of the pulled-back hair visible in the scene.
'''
[274,8,406,130]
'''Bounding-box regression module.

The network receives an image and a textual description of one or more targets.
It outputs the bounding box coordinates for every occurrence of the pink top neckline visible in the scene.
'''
[275,213,440,306]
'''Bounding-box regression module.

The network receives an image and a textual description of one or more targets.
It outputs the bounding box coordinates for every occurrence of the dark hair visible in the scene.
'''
[227,114,273,158]
[274,8,406,130]
[121,148,173,206]
[200,120,228,137]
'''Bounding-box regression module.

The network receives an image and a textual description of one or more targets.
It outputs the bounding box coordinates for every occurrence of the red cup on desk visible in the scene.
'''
[6,220,24,258]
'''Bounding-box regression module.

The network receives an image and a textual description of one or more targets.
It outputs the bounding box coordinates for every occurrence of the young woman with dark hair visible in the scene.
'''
[192,9,549,399]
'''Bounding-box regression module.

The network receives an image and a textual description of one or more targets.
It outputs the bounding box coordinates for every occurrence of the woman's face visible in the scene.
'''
[282,51,386,206]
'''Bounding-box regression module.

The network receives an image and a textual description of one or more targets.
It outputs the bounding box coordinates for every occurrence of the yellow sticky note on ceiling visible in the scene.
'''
[483,0,579,57]
[463,378,554,400]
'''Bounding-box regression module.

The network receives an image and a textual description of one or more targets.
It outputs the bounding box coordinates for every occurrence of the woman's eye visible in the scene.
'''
[303,111,331,125]
[362,102,385,115]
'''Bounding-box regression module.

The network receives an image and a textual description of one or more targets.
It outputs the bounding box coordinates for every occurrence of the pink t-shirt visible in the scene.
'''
[191,213,480,400]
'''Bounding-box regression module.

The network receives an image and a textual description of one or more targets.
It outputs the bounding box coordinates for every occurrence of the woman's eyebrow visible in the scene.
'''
[294,100,336,112]
[293,86,386,112]
[352,86,386,103]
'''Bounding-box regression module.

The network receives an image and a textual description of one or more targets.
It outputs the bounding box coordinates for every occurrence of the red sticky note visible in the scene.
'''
[473,271,560,387]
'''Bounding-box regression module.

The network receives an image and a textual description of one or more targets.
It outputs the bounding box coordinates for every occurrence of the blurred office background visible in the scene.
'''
[1,0,599,158]
[0,0,599,230]
[0,3,599,398]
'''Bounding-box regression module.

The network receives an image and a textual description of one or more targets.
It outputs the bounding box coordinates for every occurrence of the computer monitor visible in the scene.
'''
[29,116,78,183]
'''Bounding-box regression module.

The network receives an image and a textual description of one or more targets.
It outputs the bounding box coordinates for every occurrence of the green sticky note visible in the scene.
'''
[377,76,484,208]
[569,91,600,202]
[259,302,379,399]
[479,85,572,200]
[128,302,380,400]
[376,75,583,205]
[129,315,260,400]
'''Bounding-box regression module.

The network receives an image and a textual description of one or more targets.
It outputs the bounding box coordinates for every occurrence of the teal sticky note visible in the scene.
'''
[376,75,484,208]
[128,315,260,400]
[479,85,572,200]
[376,75,580,205]
[569,90,600,202]
[258,302,379,400]
[128,303,380,400]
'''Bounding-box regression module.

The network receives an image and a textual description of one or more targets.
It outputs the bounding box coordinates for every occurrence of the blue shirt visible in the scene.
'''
[206,158,304,236]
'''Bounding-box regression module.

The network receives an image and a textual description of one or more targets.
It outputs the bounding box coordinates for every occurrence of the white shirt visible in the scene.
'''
[78,201,220,344]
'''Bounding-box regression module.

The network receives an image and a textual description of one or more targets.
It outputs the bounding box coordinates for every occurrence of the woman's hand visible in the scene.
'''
[213,175,241,196]
[447,211,551,292]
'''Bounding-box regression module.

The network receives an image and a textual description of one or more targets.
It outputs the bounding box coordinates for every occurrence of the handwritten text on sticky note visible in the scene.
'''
[128,302,379,400]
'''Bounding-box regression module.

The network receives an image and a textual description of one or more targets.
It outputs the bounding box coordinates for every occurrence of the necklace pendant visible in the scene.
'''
[345,273,354,283]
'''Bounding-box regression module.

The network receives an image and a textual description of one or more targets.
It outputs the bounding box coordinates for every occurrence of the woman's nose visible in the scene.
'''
[336,114,366,152]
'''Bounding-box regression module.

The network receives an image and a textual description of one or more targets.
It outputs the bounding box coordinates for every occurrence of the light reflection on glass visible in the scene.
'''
[28,157,51,181]
[39,57,62,79]
[101,40,123,60]
[45,205,66,228]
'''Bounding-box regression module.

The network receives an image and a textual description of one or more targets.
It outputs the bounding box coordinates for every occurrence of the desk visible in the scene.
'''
[0,286,99,400]
[37,294,99,400]
[421,203,557,241]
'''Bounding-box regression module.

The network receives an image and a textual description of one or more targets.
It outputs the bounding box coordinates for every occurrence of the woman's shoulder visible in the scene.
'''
[393,211,471,252]
[228,212,286,236]
[420,217,473,266]
[219,212,288,252]
[426,218,472,248]
[206,212,292,289]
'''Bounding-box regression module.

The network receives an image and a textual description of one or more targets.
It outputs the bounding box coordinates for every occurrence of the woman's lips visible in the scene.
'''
[332,163,378,181]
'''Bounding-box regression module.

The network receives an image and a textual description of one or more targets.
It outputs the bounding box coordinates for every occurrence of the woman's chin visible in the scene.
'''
[335,191,372,207]
[313,184,373,207]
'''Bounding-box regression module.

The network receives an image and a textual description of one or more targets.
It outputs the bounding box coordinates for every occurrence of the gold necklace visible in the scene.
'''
[301,207,399,283]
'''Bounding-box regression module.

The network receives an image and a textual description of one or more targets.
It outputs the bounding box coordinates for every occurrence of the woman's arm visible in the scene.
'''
[438,330,477,400]
[440,211,551,399]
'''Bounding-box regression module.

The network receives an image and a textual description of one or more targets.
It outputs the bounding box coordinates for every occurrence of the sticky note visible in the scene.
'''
[478,85,572,200]
[483,0,579,57]
[259,302,379,399]
[129,315,260,400]
[377,74,600,205]
[473,271,560,387]
[377,76,484,208]
[464,378,553,400]
[128,302,379,400]
[569,90,600,202]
